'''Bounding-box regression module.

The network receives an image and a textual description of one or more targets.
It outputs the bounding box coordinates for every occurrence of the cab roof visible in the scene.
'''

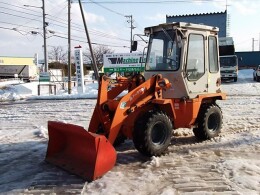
[144,22,219,35]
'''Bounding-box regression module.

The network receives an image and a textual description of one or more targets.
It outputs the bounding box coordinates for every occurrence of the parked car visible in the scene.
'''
[253,65,260,82]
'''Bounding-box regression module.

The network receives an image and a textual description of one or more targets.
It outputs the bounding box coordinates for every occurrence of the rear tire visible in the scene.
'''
[133,111,172,157]
[193,104,223,141]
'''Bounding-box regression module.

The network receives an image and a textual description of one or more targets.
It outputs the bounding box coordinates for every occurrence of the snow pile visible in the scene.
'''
[0,85,22,101]
[142,156,160,168]
[0,82,38,101]
[0,79,23,87]
[34,126,48,139]
[0,80,99,101]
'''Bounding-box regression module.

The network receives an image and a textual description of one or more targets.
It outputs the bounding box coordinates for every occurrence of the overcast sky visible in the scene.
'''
[0,0,260,60]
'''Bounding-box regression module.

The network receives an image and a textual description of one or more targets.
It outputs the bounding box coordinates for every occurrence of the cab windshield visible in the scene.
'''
[220,56,237,67]
[145,29,181,71]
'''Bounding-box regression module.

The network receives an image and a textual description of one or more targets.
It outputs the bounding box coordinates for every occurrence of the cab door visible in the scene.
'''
[184,33,208,98]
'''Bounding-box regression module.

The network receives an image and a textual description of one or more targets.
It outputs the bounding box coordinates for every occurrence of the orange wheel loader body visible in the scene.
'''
[45,73,225,181]
[45,74,172,181]
[45,22,226,181]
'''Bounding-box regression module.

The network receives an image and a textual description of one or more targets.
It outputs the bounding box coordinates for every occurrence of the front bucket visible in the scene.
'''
[45,121,116,181]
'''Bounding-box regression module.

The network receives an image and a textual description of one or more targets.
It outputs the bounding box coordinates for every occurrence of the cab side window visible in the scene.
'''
[209,36,219,73]
[186,34,205,80]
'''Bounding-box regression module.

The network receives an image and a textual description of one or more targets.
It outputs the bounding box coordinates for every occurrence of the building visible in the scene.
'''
[0,56,36,66]
[0,56,38,80]
[236,51,260,69]
[166,10,227,37]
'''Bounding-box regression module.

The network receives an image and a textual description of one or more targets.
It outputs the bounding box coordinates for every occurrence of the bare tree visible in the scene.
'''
[48,46,67,63]
[83,45,114,70]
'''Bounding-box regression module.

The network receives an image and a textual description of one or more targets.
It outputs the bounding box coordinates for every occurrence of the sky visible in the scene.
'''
[0,0,260,60]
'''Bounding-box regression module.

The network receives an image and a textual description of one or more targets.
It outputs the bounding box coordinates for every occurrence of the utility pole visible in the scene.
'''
[252,38,258,51]
[125,15,135,53]
[24,2,48,72]
[68,0,72,94]
[78,0,99,81]
[42,0,48,72]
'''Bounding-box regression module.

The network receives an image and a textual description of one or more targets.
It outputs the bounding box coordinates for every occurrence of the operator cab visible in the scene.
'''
[142,22,221,99]
[145,28,181,71]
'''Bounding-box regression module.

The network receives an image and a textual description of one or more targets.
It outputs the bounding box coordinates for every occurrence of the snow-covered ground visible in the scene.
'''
[0,80,99,101]
[0,69,259,194]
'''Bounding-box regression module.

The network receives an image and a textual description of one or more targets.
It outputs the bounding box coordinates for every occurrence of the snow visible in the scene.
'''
[223,69,260,96]
[0,80,99,101]
[0,69,259,194]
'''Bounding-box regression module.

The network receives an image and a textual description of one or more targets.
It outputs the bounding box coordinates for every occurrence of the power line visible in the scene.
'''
[43,17,130,42]
[0,26,15,30]
[0,11,42,23]
[0,23,129,49]
[0,21,40,31]
[44,12,129,41]
[0,1,133,49]
[0,2,40,14]
[88,0,126,17]
[0,8,129,43]
[52,34,130,48]
[19,1,66,27]
[56,31,128,46]
[0,5,43,30]
[0,3,130,42]
[0,6,42,18]
[0,19,130,48]
[0,26,30,35]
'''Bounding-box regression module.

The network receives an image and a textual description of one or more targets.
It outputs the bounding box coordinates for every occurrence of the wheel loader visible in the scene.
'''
[46,22,226,181]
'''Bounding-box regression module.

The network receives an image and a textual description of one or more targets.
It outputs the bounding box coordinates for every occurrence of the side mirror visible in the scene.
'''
[131,41,138,51]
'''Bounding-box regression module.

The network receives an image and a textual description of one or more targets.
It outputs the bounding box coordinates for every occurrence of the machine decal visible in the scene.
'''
[120,102,127,109]
[129,87,146,102]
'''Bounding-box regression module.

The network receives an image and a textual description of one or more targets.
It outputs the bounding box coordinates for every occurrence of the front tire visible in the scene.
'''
[133,111,172,157]
[193,104,223,141]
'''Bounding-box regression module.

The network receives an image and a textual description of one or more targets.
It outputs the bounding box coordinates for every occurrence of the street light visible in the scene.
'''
[24,0,48,72]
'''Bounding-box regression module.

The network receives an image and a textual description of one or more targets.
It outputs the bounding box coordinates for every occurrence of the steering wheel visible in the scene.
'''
[165,57,177,63]
[165,57,178,69]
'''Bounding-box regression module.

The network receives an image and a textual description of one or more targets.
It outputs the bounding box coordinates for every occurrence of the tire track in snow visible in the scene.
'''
[0,100,93,194]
